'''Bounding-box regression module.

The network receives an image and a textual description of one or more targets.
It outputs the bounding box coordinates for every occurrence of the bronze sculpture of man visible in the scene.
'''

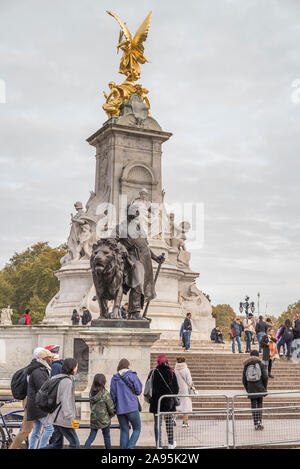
[113,205,165,319]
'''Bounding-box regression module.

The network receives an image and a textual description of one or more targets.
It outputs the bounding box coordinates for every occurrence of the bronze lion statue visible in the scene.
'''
[90,238,126,319]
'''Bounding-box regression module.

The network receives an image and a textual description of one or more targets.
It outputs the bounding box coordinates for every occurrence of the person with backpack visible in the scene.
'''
[43,358,80,449]
[110,358,142,450]
[147,354,179,449]
[18,309,31,325]
[242,349,268,431]
[84,374,115,449]
[81,306,92,326]
[71,309,80,326]
[27,348,54,448]
[277,319,294,360]
[174,357,194,427]
[8,347,44,449]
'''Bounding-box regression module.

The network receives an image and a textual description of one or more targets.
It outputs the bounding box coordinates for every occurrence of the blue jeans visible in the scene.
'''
[42,425,80,449]
[84,426,111,449]
[257,332,266,352]
[232,336,241,353]
[277,337,286,355]
[285,340,292,357]
[117,410,141,449]
[183,331,191,350]
[245,331,252,352]
[29,417,53,449]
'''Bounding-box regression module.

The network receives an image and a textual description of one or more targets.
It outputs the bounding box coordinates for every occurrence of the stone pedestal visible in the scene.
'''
[44,261,94,324]
[79,327,160,420]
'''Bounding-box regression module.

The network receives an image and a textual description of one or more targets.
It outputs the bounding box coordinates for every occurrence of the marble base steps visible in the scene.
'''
[151,339,232,353]
[150,352,300,391]
[150,352,300,420]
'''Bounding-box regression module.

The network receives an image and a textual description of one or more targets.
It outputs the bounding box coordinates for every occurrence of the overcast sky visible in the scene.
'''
[1,0,300,315]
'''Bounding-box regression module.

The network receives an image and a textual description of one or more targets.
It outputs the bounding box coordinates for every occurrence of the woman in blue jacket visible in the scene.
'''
[110,358,142,449]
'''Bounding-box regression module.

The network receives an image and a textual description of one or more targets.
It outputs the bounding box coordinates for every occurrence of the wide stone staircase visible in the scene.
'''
[150,351,300,419]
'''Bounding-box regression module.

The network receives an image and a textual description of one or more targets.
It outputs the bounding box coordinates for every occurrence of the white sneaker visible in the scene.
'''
[182,422,189,427]
[168,441,177,449]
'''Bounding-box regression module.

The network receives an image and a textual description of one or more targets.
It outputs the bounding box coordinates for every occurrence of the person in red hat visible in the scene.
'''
[45,345,64,377]
[147,354,179,449]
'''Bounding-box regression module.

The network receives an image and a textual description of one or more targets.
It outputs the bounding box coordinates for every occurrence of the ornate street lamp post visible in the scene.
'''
[239,296,255,318]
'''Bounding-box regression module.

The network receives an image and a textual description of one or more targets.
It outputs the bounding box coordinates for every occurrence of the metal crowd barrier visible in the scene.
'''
[156,391,300,449]
[232,390,300,448]
[156,394,230,449]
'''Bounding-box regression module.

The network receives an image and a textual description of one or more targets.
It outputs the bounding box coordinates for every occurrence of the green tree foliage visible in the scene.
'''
[277,300,300,327]
[212,304,236,339]
[0,242,67,324]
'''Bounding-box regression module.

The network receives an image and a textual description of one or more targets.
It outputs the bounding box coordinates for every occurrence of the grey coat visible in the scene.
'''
[46,374,76,428]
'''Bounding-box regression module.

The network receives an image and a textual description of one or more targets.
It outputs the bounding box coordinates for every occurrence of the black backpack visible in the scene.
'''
[35,376,70,413]
[283,328,294,342]
[11,366,29,400]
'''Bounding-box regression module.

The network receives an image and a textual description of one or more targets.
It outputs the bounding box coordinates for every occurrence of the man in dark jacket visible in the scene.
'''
[255,316,268,352]
[243,349,268,430]
[183,313,192,351]
[45,345,64,377]
[148,354,179,449]
[27,349,54,448]
[293,316,300,339]
[230,318,244,353]
[81,306,92,325]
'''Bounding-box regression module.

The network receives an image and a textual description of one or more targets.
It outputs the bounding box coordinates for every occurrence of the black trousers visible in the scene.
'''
[154,414,174,446]
[250,397,263,425]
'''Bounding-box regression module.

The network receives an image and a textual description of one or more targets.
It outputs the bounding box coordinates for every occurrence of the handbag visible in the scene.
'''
[119,374,142,412]
[229,328,236,339]
[156,369,180,407]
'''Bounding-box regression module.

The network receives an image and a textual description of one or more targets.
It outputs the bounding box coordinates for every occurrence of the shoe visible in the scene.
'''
[268,374,274,378]
[182,423,189,428]
[168,441,177,449]
[257,424,264,430]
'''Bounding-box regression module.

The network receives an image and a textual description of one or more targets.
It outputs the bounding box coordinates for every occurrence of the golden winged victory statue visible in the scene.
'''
[103,11,152,119]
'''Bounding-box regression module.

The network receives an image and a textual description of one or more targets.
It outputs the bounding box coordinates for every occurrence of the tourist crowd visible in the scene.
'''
[9,348,196,450]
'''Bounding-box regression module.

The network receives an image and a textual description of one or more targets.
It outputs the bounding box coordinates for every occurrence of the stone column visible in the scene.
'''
[78,328,160,420]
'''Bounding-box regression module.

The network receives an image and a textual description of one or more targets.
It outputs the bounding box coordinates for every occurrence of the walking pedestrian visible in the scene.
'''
[230,318,243,353]
[84,374,115,449]
[261,331,278,378]
[110,358,142,449]
[277,319,294,360]
[242,349,268,431]
[71,309,80,326]
[243,313,256,353]
[27,349,54,449]
[8,347,44,449]
[183,313,192,352]
[174,357,193,427]
[255,316,268,352]
[147,354,179,449]
[45,345,64,377]
[44,358,80,449]
[276,324,286,357]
